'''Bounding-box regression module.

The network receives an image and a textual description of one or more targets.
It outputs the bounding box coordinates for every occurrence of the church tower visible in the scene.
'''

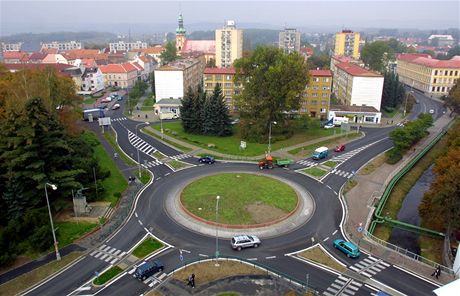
[175,13,186,53]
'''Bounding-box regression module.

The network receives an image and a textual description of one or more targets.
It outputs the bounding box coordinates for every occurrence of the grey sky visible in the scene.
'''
[1,0,459,36]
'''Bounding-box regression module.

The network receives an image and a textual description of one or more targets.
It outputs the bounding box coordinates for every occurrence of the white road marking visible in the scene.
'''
[247,258,258,261]
[332,230,338,235]
[164,173,170,176]
[265,256,276,259]
[181,249,191,253]
[323,237,329,242]
[333,191,338,195]
[135,212,138,218]
[198,254,209,257]
[138,220,143,225]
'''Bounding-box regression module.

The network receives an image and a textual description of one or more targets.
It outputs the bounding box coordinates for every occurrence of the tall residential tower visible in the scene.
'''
[215,20,243,68]
[279,28,301,54]
[334,30,360,59]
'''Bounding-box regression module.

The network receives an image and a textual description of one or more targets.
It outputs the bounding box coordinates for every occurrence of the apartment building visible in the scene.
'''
[1,42,22,51]
[301,70,332,120]
[99,63,138,88]
[154,57,205,100]
[332,62,383,124]
[215,20,243,68]
[334,30,360,59]
[109,41,148,52]
[279,28,301,54]
[396,53,460,97]
[427,35,455,47]
[41,41,82,51]
[203,67,241,112]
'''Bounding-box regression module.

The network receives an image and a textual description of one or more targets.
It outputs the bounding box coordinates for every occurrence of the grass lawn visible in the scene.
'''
[323,160,337,168]
[141,96,155,111]
[82,131,128,207]
[172,261,265,286]
[168,160,193,170]
[343,179,358,194]
[56,222,98,247]
[419,236,443,264]
[83,97,96,104]
[181,173,297,224]
[143,127,193,153]
[0,252,83,296]
[288,132,360,157]
[298,246,347,273]
[135,169,151,184]
[153,121,337,156]
[132,238,163,258]
[93,266,123,285]
[104,131,136,166]
[372,223,393,242]
[152,150,167,160]
[359,154,386,175]
[302,167,327,177]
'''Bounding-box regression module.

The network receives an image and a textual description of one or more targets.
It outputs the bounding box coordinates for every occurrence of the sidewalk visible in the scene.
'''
[344,112,455,285]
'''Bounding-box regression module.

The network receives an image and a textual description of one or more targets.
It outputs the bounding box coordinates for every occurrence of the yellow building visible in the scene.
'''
[397,54,460,97]
[203,67,241,112]
[334,30,360,59]
[215,20,243,68]
[301,70,332,120]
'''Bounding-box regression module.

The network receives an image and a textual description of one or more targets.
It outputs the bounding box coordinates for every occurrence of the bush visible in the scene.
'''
[385,148,403,164]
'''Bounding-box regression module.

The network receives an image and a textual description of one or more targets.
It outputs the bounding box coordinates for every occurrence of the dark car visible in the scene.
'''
[334,144,346,152]
[199,155,215,164]
[134,260,164,280]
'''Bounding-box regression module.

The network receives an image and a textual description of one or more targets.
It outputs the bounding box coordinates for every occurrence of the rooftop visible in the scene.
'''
[309,69,332,77]
[204,67,236,75]
[182,40,216,54]
[155,98,182,105]
[330,105,380,113]
[397,54,460,69]
[335,62,382,77]
[99,63,137,73]
[158,58,201,71]
[130,47,164,54]
[2,63,73,77]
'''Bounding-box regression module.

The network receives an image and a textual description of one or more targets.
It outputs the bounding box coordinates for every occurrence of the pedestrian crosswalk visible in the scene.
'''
[296,159,318,167]
[330,169,354,179]
[330,143,375,163]
[111,117,128,121]
[128,130,156,155]
[349,257,390,278]
[89,244,126,265]
[323,275,363,296]
[169,154,191,161]
[142,159,163,168]
[128,266,167,287]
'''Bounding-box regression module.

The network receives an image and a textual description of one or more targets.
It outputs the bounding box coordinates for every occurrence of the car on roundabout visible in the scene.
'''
[198,155,215,164]
[333,239,361,258]
[231,235,261,251]
[134,260,164,280]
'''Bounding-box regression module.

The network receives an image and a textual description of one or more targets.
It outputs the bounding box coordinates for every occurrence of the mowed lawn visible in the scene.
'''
[154,121,335,156]
[181,173,297,224]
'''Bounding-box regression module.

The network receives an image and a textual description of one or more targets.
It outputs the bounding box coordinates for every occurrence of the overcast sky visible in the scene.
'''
[1,0,459,36]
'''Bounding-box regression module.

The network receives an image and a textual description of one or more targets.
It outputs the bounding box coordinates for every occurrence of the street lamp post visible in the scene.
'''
[135,122,150,178]
[44,183,61,261]
[268,121,277,155]
[215,195,220,266]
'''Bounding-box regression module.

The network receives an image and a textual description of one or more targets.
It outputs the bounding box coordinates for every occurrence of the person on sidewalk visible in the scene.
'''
[191,273,195,288]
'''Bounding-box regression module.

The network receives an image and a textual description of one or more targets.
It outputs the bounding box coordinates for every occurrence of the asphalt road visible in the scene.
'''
[22,92,444,296]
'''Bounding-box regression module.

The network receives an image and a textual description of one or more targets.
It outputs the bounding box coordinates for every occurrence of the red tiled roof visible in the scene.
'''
[2,63,73,77]
[130,47,164,54]
[3,51,28,60]
[131,62,144,71]
[28,52,47,60]
[41,48,58,54]
[204,67,236,75]
[309,69,332,77]
[300,47,314,55]
[99,63,137,73]
[336,62,382,77]
[397,54,460,69]
[182,40,215,54]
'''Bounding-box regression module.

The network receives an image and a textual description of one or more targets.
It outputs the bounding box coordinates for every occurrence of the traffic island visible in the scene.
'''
[296,245,347,273]
[301,167,328,179]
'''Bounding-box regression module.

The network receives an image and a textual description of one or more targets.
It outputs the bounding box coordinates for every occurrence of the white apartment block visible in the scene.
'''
[41,41,82,51]
[2,42,22,51]
[154,58,205,100]
[279,28,301,54]
[215,20,243,68]
[109,41,148,52]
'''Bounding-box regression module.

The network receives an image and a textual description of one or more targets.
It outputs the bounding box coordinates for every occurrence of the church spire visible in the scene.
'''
[176,13,186,35]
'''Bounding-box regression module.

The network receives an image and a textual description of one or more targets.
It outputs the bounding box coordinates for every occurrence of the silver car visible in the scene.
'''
[231,235,261,251]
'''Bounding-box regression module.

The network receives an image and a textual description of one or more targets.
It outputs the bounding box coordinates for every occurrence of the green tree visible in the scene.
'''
[180,87,195,133]
[234,46,309,142]
[160,41,178,65]
[386,38,407,53]
[444,78,460,115]
[213,85,233,136]
[361,41,394,73]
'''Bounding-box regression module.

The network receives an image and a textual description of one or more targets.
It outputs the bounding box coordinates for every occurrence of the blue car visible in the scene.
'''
[333,239,361,258]
[199,155,215,164]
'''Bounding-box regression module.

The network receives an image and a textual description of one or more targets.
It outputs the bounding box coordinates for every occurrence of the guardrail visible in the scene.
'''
[170,254,320,295]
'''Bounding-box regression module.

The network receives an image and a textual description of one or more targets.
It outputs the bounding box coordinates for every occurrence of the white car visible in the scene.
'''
[231,235,261,251]
[429,109,434,114]
[324,123,334,129]
[101,97,112,103]
[112,103,120,110]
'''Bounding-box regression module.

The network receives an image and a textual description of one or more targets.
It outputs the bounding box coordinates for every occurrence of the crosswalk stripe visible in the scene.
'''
[342,290,356,295]
[349,266,360,272]
[104,256,112,262]
[90,250,97,256]
[379,261,390,267]
[110,258,118,265]
[351,282,362,287]
[158,273,167,280]
[327,287,339,293]
[361,271,373,277]
[99,254,108,260]
[145,147,155,154]
[128,268,136,275]
[331,284,342,289]
[94,252,102,258]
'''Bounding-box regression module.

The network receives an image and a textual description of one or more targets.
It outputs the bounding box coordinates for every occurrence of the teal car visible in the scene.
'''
[333,239,361,258]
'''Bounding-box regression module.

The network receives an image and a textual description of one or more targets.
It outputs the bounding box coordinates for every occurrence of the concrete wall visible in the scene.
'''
[155,70,184,99]
[351,76,384,111]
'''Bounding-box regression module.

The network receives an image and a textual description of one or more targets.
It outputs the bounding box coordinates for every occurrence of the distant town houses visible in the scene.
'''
[1,42,22,52]
[99,63,139,88]
[2,51,29,63]
[109,41,148,53]
[41,41,82,51]
[427,34,455,47]
[129,46,164,64]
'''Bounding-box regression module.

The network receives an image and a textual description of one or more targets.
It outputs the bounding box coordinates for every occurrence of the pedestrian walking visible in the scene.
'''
[191,273,195,288]
[186,274,192,286]
[436,266,441,279]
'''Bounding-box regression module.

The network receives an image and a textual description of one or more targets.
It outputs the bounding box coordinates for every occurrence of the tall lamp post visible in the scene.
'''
[215,195,220,266]
[44,183,61,261]
[135,122,150,178]
[268,121,277,155]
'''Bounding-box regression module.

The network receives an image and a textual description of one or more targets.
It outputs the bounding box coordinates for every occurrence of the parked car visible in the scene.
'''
[324,123,334,129]
[334,144,346,152]
[231,235,261,251]
[429,109,434,114]
[333,239,361,258]
[112,103,120,110]
[101,97,112,103]
[134,260,164,280]
[199,155,215,164]
[117,95,124,101]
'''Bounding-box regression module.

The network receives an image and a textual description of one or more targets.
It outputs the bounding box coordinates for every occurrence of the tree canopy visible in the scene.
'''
[444,78,460,115]
[160,41,178,64]
[360,41,394,73]
[381,72,406,110]
[233,46,309,142]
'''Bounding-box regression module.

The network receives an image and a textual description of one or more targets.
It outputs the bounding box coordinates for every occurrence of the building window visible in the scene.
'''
[323,78,329,82]
[313,77,319,82]
[226,75,232,80]
[322,86,328,90]
[322,93,328,97]
[442,86,445,92]
[432,86,436,92]
[450,70,453,76]
[321,100,327,105]
[455,71,458,76]
[320,108,327,113]
[225,83,232,88]
[434,70,438,75]
[215,75,222,80]
[312,93,318,97]
[311,100,317,104]
[433,78,437,83]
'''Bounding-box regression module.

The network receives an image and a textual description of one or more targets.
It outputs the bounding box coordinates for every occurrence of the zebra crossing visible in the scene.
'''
[127,267,167,287]
[323,275,363,296]
[330,143,375,163]
[296,159,318,167]
[142,159,163,168]
[128,130,156,155]
[111,117,128,121]
[330,169,354,179]
[169,154,191,161]
[349,256,390,278]
[89,244,126,265]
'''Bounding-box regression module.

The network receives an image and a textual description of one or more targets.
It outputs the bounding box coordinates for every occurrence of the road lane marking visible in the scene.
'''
[332,230,338,235]
[333,191,338,195]
[323,237,329,242]
[247,258,258,261]
[135,212,138,217]
[138,220,143,225]
[181,249,191,253]
[265,256,276,259]
[164,173,170,176]
[199,254,209,257]
[326,185,332,190]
